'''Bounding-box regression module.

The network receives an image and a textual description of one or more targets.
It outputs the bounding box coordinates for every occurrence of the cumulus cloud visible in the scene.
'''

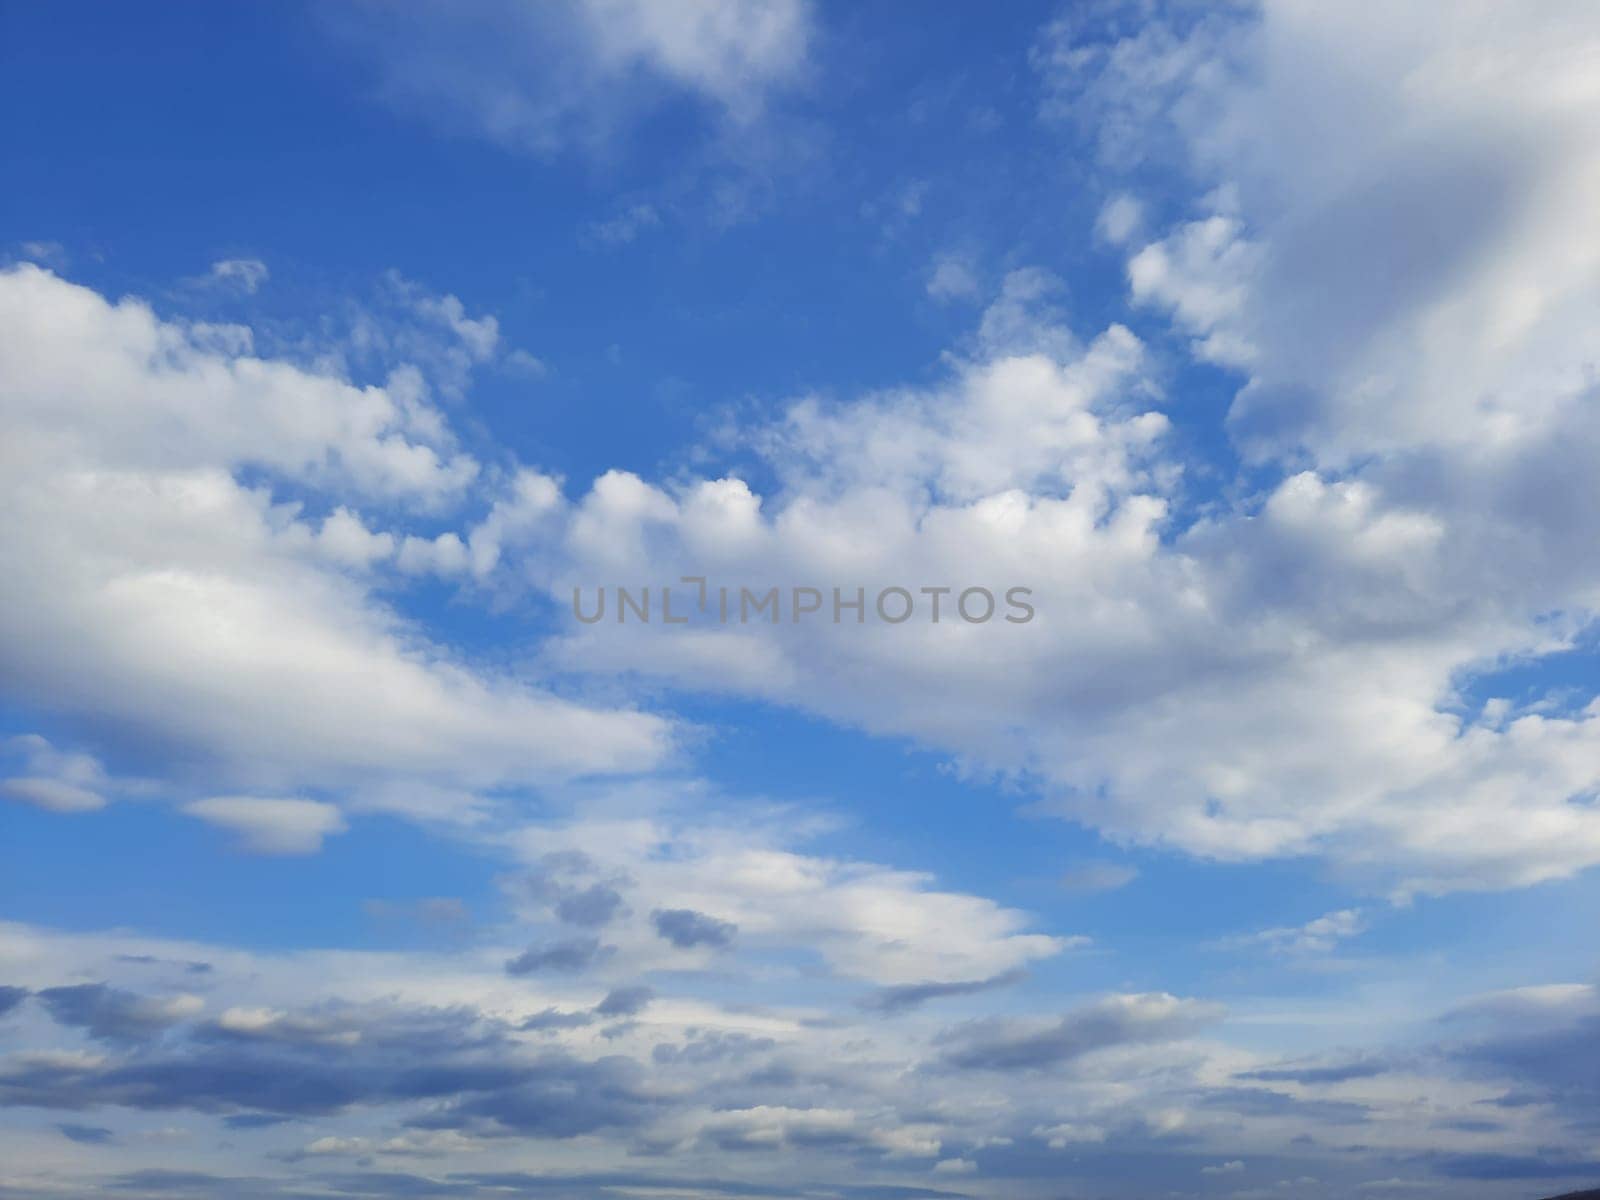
[469,269,1600,898]
[401,2,1600,899]
[0,266,672,803]
[13,5,1600,1193]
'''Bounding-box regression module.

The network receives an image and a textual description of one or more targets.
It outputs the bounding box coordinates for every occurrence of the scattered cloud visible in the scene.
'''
[860,969,1030,1015]
[203,258,269,295]
[1058,860,1138,893]
[938,992,1222,1072]
[181,797,348,856]
[925,255,980,303]
[320,0,813,158]
[1217,909,1368,956]
[1,734,109,813]
[505,937,614,975]
[651,908,738,950]
[584,203,662,246]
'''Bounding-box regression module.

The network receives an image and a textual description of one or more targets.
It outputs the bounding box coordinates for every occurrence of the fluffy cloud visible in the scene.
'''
[0,266,672,803]
[455,261,1600,898]
[1051,0,1600,469]
[345,3,1600,902]
[499,806,1068,988]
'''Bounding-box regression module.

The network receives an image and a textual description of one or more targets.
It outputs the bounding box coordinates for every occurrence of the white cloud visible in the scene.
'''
[0,735,108,813]
[369,5,1600,903]
[1058,861,1138,894]
[500,802,1069,987]
[0,266,672,799]
[925,255,980,303]
[1127,210,1260,367]
[1094,193,1142,245]
[1,777,105,814]
[182,796,349,855]
[478,265,1600,897]
[1083,1,1600,467]
[321,0,811,158]
[204,258,268,295]
[584,203,662,246]
[1219,909,1367,956]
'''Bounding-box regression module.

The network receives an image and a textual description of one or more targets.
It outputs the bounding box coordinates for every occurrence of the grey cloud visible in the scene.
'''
[0,1032,620,1126]
[555,884,626,928]
[1197,1086,1371,1125]
[1237,1057,1393,1084]
[652,1031,777,1066]
[650,908,737,950]
[57,1122,114,1144]
[594,986,653,1018]
[358,1170,970,1200]
[223,1113,296,1129]
[938,993,1220,1071]
[861,970,1025,1015]
[518,1008,595,1032]
[0,986,28,1016]
[107,1170,251,1194]
[36,984,192,1043]
[1431,1152,1600,1181]
[526,857,630,929]
[505,938,613,975]
[195,1014,362,1048]
[407,1054,657,1138]
[0,1001,548,1119]
[1448,1010,1600,1130]
[115,955,213,975]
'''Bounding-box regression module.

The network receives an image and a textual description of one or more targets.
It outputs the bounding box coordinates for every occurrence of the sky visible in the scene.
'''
[2,1,1600,1197]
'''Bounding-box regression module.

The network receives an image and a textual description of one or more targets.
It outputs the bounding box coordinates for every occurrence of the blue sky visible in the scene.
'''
[3,2,1600,1197]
